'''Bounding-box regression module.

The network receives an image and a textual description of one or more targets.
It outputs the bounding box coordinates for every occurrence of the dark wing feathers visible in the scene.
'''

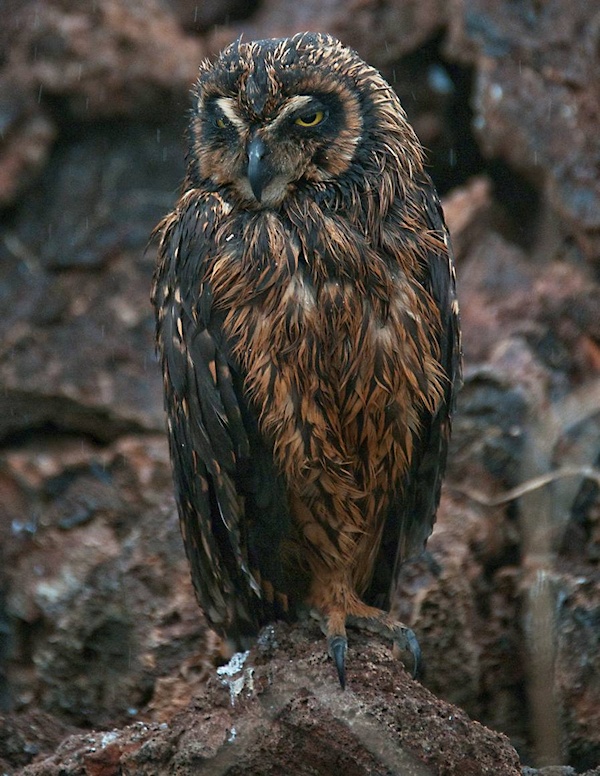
[366,179,461,609]
[159,303,236,628]
[154,206,269,645]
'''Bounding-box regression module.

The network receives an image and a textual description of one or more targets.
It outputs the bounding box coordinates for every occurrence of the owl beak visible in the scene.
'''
[246,136,272,202]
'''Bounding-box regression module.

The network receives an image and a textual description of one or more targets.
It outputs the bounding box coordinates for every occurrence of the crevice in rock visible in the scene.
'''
[0,393,157,447]
[389,34,544,252]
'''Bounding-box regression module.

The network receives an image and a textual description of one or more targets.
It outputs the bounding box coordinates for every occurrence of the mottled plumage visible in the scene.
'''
[152,32,460,687]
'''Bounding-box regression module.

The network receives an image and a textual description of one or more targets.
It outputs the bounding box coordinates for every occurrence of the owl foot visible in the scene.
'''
[319,607,420,689]
[346,613,421,679]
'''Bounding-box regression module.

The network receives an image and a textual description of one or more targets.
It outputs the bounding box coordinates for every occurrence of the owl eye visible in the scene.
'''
[215,116,230,129]
[295,110,325,127]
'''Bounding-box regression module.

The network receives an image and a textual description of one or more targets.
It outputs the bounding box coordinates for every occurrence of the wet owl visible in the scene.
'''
[152,32,460,687]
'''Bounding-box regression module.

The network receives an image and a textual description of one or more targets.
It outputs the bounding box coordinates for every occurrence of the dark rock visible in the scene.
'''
[0,710,75,773]
[208,0,448,68]
[0,434,210,730]
[166,0,260,33]
[0,121,186,441]
[445,0,600,263]
[555,577,600,771]
[3,0,202,121]
[0,77,56,207]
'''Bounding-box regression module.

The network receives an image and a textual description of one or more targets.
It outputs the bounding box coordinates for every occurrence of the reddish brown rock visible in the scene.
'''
[441,177,494,260]
[10,622,523,776]
[0,434,208,729]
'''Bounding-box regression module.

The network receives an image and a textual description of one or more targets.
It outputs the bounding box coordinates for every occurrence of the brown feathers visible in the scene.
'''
[152,33,460,662]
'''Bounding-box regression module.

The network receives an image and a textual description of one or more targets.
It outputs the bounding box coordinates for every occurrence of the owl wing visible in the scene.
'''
[152,197,290,647]
[366,179,461,609]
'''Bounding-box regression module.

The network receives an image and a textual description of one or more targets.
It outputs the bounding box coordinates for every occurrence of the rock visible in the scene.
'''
[456,231,537,365]
[441,176,494,260]
[13,622,523,776]
[0,710,75,774]
[0,120,186,440]
[4,0,201,120]
[0,434,209,729]
[0,0,200,207]
[555,576,600,770]
[0,78,56,207]
[168,0,259,33]
[208,0,448,68]
[445,0,600,263]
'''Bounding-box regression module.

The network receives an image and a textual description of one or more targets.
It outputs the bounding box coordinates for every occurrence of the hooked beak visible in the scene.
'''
[246,136,273,202]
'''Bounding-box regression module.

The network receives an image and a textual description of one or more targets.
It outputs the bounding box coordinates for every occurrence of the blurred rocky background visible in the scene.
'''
[0,0,599,774]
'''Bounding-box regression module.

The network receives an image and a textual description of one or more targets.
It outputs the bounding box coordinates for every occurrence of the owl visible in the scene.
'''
[152,32,460,688]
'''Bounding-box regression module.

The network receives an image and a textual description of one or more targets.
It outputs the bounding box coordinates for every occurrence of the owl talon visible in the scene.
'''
[346,613,421,679]
[328,635,348,690]
[394,626,421,679]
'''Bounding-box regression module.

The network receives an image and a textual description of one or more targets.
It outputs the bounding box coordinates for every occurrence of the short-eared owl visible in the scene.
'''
[152,32,460,687]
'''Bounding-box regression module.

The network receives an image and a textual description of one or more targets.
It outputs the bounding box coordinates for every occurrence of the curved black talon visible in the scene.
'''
[328,635,348,689]
[397,627,421,679]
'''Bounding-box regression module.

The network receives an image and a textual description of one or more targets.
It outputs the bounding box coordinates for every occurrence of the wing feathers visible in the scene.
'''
[366,178,461,608]
[154,207,266,643]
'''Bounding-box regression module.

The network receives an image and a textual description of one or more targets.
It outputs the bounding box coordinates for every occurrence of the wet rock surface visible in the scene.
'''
[0,0,599,774]
[8,623,525,776]
[0,120,187,439]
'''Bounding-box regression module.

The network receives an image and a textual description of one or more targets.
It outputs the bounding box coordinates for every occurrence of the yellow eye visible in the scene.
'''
[295,110,325,127]
[215,116,229,128]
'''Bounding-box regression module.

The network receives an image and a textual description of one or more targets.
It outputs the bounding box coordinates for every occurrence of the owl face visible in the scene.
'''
[189,33,392,208]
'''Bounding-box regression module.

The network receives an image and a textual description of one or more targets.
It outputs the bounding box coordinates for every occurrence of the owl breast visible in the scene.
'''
[206,201,445,520]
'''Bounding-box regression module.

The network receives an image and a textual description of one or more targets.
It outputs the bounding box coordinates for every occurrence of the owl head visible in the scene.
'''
[189,32,422,209]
